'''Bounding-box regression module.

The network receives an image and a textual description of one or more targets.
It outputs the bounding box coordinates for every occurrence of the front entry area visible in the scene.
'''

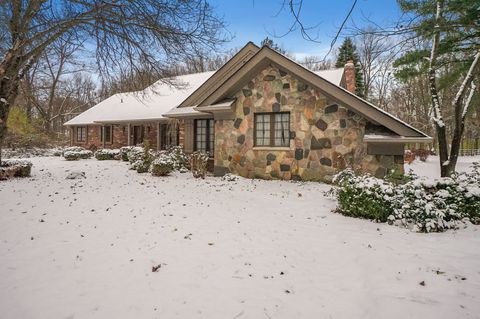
[132,125,144,145]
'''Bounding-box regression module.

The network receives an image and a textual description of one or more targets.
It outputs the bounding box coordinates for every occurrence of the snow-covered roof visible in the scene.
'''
[64,71,215,126]
[64,67,343,126]
[314,68,344,86]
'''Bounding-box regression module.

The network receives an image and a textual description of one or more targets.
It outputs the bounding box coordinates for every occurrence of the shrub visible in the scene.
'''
[63,148,93,161]
[457,162,480,224]
[62,146,85,154]
[120,146,144,162]
[135,141,153,173]
[332,169,394,222]
[151,156,174,176]
[332,162,480,232]
[95,149,121,160]
[120,146,138,161]
[166,146,190,171]
[390,178,465,232]
[0,159,32,180]
[126,147,144,164]
[404,150,415,164]
[190,151,209,179]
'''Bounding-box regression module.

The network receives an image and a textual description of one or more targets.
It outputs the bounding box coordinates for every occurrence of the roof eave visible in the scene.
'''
[364,135,433,143]
[197,45,429,138]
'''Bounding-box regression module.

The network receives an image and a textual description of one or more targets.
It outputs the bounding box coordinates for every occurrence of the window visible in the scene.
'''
[76,127,87,143]
[194,119,214,154]
[254,112,290,147]
[100,125,113,143]
[160,123,179,150]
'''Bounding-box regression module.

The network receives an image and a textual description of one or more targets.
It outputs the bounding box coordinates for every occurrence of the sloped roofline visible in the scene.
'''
[178,42,260,107]
[195,45,429,138]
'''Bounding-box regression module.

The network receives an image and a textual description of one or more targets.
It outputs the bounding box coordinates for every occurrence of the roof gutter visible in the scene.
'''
[364,135,433,143]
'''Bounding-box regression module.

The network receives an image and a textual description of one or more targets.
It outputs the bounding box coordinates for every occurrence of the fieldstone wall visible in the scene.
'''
[214,65,403,181]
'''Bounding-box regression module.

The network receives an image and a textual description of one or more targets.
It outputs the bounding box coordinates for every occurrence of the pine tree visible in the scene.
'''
[335,38,365,98]
[261,37,287,55]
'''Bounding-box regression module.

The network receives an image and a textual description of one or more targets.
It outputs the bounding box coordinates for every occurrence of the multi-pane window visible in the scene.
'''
[160,123,179,150]
[254,112,290,147]
[76,127,86,143]
[100,125,112,143]
[194,119,214,155]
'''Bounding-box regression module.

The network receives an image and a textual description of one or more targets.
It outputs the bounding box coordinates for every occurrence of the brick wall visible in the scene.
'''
[70,123,163,150]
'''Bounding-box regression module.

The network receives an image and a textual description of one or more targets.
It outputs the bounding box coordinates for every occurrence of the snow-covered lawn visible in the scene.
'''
[407,155,479,178]
[1,157,479,319]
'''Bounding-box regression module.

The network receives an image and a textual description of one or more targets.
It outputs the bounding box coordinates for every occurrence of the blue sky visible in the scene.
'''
[209,0,402,59]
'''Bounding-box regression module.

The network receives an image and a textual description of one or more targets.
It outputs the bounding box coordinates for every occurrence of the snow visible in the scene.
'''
[407,155,479,178]
[457,52,480,119]
[1,157,480,318]
[462,81,477,119]
[314,68,344,85]
[64,69,344,127]
[64,72,216,126]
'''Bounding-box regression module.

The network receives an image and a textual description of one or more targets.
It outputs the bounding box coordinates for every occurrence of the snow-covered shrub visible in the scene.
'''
[165,146,190,171]
[332,169,394,222]
[190,151,209,179]
[95,149,120,160]
[332,163,480,232]
[120,146,141,161]
[127,147,144,164]
[457,162,480,224]
[390,178,466,232]
[0,159,32,180]
[222,173,238,182]
[62,146,85,154]
[134,141,153,173]
[52,149,63,156]
[151,156,174,176]
[63,148,93,161]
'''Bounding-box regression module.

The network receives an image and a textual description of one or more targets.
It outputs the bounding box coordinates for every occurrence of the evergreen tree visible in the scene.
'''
[335,38,365,97]
[261,37,287,55]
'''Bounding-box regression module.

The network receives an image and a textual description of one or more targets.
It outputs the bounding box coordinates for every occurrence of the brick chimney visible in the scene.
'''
[344,60,356,94]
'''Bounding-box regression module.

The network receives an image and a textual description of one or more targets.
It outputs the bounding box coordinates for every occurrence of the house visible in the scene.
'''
[64,42,431,181]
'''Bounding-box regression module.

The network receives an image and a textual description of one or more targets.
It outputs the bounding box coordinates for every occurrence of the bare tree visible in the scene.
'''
[100,48,237,98]
[355,28,398,100]
[19,35,88,133]
[298,56,333,71]
[0,0,227,158]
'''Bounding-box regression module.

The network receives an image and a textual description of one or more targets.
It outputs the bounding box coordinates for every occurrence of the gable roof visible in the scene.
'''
[178,42,260,108]
[64,71,215,126]
[192,45,429,138]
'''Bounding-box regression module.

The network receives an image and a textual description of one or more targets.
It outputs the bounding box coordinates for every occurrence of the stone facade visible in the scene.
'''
[214,65,403,181]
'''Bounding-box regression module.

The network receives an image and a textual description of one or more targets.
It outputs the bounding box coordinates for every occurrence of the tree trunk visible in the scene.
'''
[434,122,450,177]
[0,53,24,163]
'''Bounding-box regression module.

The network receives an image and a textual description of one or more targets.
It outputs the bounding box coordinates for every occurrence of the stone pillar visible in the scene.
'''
[344,60,356,94]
